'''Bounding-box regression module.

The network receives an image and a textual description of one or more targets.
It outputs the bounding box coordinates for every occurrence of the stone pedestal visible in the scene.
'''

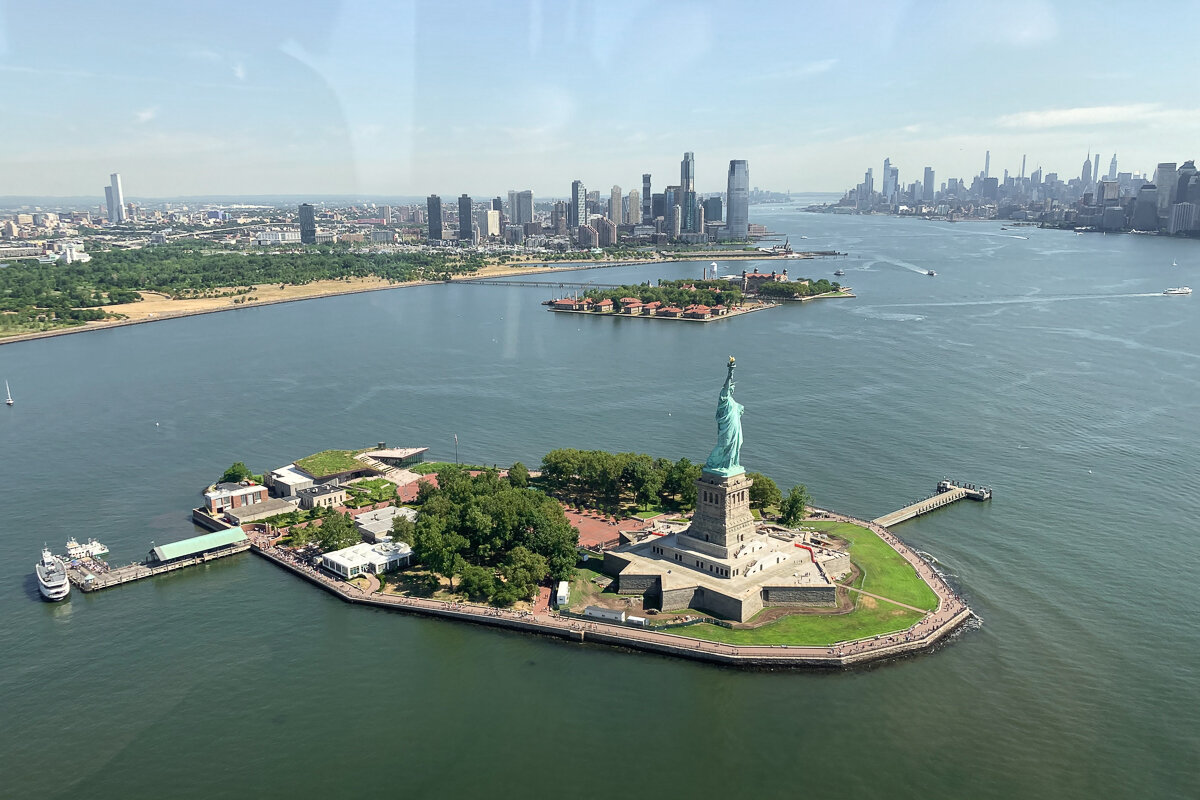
[676,470,758,559]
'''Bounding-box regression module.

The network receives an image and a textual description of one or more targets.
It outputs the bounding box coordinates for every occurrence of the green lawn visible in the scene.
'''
[809,521,938,610]
[670,604,923,646]
[345,478,398,506]
[661,520,936,646]
[410,461,489,475]
[295,449,364,477]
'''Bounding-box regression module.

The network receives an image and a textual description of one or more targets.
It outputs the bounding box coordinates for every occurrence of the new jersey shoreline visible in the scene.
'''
[0,254,800,348]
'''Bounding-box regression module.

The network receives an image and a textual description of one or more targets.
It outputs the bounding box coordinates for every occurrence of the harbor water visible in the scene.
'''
[1,208,1197,798]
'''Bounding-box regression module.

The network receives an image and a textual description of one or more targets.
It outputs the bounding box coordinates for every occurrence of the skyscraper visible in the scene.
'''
[1020,155,1026,181]
[923,167,935,202]
[510,190,533,225]
[702,195,722,223]
[642,174,652,220]
[106,173,127,224]
[628,189,641,224]
[882,158,894,203]
[382,205,392,225]
[1108,154,1118,181]
[725,160,749,239]
[1155,163,1178,217]
[427,195,443,240]
[984,151,990,179]
[610,185,622,222]
[458,194,474,242]
[681,152,695,192]
[1081,156,1093,189]
[299,203,316,244]
[104,186,115,224]
[1093,154,1101,189]
[569,180,586,229]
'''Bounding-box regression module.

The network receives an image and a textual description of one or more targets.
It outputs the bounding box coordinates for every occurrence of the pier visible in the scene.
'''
[455,278,627,290]
[65,540,250,591]
[873,479,992,528]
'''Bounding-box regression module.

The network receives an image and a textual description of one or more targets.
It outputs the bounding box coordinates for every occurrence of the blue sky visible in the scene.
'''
[2,0,1198,198]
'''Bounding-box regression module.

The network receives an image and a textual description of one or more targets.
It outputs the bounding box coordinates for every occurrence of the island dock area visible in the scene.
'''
[873,479,993,528]
[65,529,251,592]
[246,513,972,669]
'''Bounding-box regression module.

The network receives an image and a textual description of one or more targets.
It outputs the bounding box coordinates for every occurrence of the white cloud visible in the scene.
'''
[134,107,158,124]
[996,104,1162,129]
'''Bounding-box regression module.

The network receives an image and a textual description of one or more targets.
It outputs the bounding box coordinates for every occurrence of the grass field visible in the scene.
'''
[295,449,364,477]
[665,519,936,645]
[411,461,489,475]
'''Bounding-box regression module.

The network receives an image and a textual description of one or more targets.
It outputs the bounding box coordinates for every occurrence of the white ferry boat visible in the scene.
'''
[926,270,937,276]
[65,537,109,559]
[1163,287,1192,295]
[35,548,70,601]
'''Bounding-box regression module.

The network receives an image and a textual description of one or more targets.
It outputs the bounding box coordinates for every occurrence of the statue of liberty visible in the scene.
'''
[704,357,745,477]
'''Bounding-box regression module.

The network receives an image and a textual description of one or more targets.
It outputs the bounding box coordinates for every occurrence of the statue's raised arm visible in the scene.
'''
[704,357,746,477]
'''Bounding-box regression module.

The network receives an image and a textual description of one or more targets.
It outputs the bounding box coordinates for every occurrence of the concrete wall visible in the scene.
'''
[762,585,837,606]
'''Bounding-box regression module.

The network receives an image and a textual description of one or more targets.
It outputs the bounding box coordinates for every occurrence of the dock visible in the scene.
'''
[64,528,251,592]
[873,479,992,528]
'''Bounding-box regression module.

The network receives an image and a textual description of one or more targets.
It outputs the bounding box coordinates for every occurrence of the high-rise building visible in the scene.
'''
[1132,185,1159,230]
[382,205,392,225]
[1108,154,1118,181]
[595,216,618,246]
[923,167,935,202]
[882,158,894,203]
[682,191,698,233]
[513,190,534,225]
[1081,155,1093,189]
[702,195,722,222]
[642,174,652,220]
[570,180,586,229]
[299,203,316,244]
[1093,154,1101,189]
[984,150,990,179]
[668,204,682,237]
[725,159,749,239]
[628,189,641,224]
[610,185,622,222]
[458,194,474,241]
[1155,163,1178,217]
[651,193,665,221]
[427,195,443,240]
[104,186,115,224]
[681,152,695,192]
[551,201,568,235]
[111,173,126,223]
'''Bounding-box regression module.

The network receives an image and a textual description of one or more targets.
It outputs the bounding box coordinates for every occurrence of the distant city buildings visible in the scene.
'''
[724,159,749,239]
[298,203,316,244]
[105,173,126,224]
[427,194,443,240]
[569,180,586,230]
[458,194,474,242]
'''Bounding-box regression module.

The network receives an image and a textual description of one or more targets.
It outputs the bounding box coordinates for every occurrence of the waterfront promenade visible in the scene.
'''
[248,511,971,668]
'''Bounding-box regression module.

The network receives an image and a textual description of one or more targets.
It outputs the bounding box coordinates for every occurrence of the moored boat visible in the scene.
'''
[65,537,109,559]
[35,547,70,601]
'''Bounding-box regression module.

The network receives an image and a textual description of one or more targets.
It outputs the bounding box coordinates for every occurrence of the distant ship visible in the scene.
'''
[1163,287,1192,295]
[1172,259,1178,267]
[833,269,845,277]
[5,380,11,406]
[926,270,937,276]
[35,547,70,601]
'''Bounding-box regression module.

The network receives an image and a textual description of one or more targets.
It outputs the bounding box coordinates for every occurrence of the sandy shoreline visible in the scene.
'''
[0,253,801,348]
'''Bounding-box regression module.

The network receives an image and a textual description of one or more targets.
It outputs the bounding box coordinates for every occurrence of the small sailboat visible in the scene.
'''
[1172,259,1178,267]
[5,380,12,406]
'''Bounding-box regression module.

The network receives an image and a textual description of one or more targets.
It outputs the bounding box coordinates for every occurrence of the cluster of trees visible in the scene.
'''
[398,465,578,605]
[540,449,703,512]
[0,245,475,323]
[754,278,842,299]
[288,507,361,552]
[582,278,744,309]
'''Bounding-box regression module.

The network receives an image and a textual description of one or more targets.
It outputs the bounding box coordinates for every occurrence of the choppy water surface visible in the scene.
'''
[2,211,1197,798]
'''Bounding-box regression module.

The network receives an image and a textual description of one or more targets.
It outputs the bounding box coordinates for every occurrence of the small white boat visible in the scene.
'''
[5,380,11,406]
[65,537,109,559]
[1172,259,1178,267]
[833,269,845,277]
[926,270,937,276]
[1163,287,1192,295]
[35,547,70,601]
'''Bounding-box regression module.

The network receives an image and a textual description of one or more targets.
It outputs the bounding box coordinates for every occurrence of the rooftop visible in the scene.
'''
[151,528,248,562]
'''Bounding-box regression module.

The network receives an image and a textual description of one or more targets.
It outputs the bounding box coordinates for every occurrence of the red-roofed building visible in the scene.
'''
[661,306,684,317]
[712,304,729,316]
[594,298,614,311]
[684,304,712,319]
[621,298,645,315]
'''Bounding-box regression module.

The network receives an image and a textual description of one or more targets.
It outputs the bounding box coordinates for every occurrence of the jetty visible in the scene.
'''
[873,479,992,528]
[65,528,250,592]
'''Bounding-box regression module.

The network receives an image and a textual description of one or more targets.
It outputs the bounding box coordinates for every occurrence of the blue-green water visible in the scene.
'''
[2,211,1197,798]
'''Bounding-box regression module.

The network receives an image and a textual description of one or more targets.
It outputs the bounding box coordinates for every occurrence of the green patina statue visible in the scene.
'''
[704,356,746,477]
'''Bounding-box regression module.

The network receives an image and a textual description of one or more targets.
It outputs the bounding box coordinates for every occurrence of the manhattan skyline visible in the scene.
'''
[2,0,1199,197]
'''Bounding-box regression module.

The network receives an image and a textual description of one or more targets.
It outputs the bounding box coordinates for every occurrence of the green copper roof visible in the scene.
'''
[151,528,247,562]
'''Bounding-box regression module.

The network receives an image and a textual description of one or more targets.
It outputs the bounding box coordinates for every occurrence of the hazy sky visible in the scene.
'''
[2,0,1198,199]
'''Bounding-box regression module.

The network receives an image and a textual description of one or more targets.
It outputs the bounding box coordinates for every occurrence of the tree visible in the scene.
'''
[508,461,529,489]
[747,472,781,511]
[622,453,663,508]
[220,461,252,484]
[459,564,496,601]
[499,545,549,601]
[779,484,812,526]
[390,514,415,545]
[317,510,360,552]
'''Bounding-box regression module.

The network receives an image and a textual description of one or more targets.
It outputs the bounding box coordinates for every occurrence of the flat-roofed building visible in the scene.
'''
[266,464,315,497]
[150,528,249,563]
[320,541,412,579]
[204,482,268,514]
[355,506,418,543]
[297,483,347,510]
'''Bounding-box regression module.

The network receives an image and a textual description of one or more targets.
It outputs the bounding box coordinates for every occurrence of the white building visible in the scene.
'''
[320,541,412,579]
[355,505,418,543]
[266,464,315,497]
[555,580,570,607]
[255,230,302,246]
